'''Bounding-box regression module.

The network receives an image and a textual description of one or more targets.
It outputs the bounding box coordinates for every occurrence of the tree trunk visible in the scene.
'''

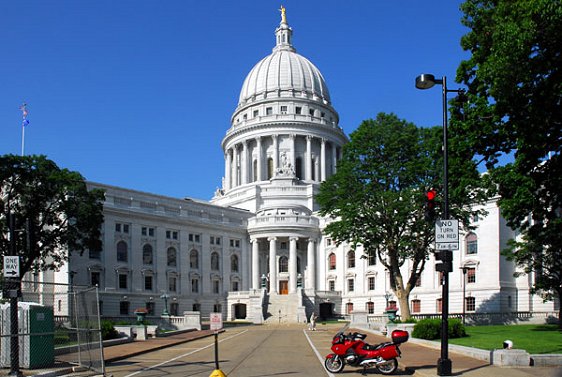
[396,292,411,321]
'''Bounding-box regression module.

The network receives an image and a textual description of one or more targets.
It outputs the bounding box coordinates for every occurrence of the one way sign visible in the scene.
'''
[3,256,20,278]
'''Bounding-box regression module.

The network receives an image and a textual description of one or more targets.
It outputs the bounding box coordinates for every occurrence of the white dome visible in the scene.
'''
[238,50,331,106]
[237,17,331,107]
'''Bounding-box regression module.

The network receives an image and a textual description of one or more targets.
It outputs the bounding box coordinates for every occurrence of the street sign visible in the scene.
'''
[210,312,223,331]
[3,256,20,278]
[435,219,459,250]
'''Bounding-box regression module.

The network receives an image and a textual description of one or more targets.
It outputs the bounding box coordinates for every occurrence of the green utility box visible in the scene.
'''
[0,302,54,369]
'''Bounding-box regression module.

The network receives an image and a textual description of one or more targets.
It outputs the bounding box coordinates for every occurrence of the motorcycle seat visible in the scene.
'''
[363,341,393,351]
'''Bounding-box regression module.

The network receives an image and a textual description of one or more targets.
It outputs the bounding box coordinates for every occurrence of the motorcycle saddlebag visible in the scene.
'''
[379,344,400,359]
[391,330,409,344]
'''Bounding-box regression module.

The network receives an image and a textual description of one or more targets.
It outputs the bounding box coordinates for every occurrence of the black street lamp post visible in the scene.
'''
[415,73,464,377]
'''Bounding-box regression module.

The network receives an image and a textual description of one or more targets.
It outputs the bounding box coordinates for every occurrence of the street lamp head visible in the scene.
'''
[415,73,440,90]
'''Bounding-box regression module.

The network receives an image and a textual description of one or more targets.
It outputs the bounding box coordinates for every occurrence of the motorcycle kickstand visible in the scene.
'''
[361,365,368,376]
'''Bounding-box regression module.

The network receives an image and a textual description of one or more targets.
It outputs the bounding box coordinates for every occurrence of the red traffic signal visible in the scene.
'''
[424,189,437,221]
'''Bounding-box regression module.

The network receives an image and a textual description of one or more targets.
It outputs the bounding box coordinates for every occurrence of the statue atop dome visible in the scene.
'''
[280,5,287,24]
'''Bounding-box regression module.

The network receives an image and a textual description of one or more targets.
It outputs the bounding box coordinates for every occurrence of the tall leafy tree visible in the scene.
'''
[0,155,104,276]
[457,0,562,324]
[317,113,484,319]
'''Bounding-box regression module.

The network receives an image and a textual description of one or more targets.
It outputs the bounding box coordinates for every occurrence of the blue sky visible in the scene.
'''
[1,1,469,200]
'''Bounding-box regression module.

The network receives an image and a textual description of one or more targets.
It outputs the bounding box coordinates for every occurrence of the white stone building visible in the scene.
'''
[54,10,556,323]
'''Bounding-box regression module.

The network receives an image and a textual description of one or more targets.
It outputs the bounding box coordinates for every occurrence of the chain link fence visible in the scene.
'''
[0,280,104,376]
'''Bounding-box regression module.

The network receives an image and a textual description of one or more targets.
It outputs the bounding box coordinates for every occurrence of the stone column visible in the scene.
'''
[272,134,279,173]
[289,237,298,293]
[256,137,262,182]
[320,138,326,182]
[268,237,277,294]
[242,141,248,185]
[232,145,239,187]
[307,238,316,290]
[224,150,231,190]
[332,143,337,175]
[290,134,296,169]
[306,135,312,181]
[251,238,260,290]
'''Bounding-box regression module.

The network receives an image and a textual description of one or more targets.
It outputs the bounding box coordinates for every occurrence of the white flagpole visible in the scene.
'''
[20,103,28,156]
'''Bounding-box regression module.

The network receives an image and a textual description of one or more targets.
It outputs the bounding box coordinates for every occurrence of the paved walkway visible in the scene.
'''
[19,325,562,377]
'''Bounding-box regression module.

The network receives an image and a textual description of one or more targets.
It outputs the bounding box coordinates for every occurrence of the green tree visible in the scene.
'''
[317,113,484,319]
[0,154,104,276]
[457,0,562,325]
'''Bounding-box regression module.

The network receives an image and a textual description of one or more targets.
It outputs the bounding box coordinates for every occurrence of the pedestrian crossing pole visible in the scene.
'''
[209,313,225,377]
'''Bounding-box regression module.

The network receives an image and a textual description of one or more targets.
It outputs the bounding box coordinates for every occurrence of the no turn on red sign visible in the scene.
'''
[435,219,459,250]
[210,312,223,331]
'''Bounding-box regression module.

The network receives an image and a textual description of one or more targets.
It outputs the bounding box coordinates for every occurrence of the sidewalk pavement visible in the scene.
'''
[29,325,562,377]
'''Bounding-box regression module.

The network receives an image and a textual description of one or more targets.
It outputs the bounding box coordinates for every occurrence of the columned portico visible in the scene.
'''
[307,238,316,290]
[251,238,259,289]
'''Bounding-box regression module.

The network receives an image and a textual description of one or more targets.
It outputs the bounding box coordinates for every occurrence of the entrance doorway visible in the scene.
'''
[279,280,288,295]
[319,302,333,320]
[233,304,247,319]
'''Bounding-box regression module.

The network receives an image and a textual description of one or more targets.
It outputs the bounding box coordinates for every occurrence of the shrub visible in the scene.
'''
[101,320,119,340]
[448,319,467,338]
[412,318,468,340]
[412,318,441,339]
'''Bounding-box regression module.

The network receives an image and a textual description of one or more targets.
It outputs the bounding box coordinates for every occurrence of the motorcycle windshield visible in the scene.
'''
[334,322,350,337]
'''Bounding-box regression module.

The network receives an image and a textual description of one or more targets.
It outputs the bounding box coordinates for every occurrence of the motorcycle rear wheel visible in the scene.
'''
[324,355,345,373]
[375,358,398,375]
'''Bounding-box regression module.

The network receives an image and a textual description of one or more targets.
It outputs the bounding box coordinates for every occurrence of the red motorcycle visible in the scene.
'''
[324,325,409,375]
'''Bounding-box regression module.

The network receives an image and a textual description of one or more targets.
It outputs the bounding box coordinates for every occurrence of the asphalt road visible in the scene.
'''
[102,324,412,377]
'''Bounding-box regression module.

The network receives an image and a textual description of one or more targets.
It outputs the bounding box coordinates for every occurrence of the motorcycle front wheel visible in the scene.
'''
[375,358,398,375]
[324,355,345,373]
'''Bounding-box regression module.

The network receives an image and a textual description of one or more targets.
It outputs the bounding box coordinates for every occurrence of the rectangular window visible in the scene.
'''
[253,110,259,117]
[368,277,375,291]
[166,230,171,239]
[213,280,220,294]
[309,108,315,116]
[347,278,354,292]
[243,113,247,120]
[189,233,201,243]
[366,302,374,314]
[169,276,177,292]
[91,271,100,287]
[467,268,476,283]
[192,303,201,312]
[115,223,121,233]
[230,239,240,248]
[329,280,335,291]
[170,303,179,316]
[280,105,287,114]
[266,107,273,115]
[118,274,128,289]
[123,224,129,233]
[466,297,476,311]
[320,112,325,118]
[467,240,478,254]
[436,298,442,313]
[142,227,154,237]
[146,302,155,315]
[232,281,239,291]
[388,300,397,310]
[115,222,129,233]
[144,275,153,291]
[415,276,422,287]
[191,278,199,293]
[411,299,421,313]
[368,254,376,266]
[120,301,129,315]
[295,106,302,115]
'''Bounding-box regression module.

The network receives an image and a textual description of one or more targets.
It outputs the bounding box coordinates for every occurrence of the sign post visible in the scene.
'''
[6,213,22,377]
[208,313,225,377]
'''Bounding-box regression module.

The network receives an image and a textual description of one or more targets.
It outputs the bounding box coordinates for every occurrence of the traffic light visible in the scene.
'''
[435,250,453,273]
[424,189,437,221]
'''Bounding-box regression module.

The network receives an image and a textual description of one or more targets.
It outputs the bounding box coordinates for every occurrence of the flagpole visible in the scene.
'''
[21,125,25,156]
[20,103,28,156]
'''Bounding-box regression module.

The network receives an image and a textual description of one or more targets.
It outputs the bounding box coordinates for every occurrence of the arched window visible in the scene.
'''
[190,249,199,269]
[328,253,336,270]
[167,247,177,267]
[466,233,478,254]
[279,256,288,273]
[231,255,239,272]
[142,244,153,265]
[211,252,220,271]
[366,301,374,314]
[295,157,303,179]
[346,302,354,314]
[411,299,421,313]
[267,157,274,179]
[347,250,355,268]
[117,241,128,262]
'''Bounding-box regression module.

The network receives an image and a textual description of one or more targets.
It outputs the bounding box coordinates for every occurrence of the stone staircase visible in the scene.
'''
[264,292,307,324]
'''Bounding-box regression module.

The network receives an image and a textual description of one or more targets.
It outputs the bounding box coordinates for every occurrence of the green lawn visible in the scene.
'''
[448,324,562,354]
